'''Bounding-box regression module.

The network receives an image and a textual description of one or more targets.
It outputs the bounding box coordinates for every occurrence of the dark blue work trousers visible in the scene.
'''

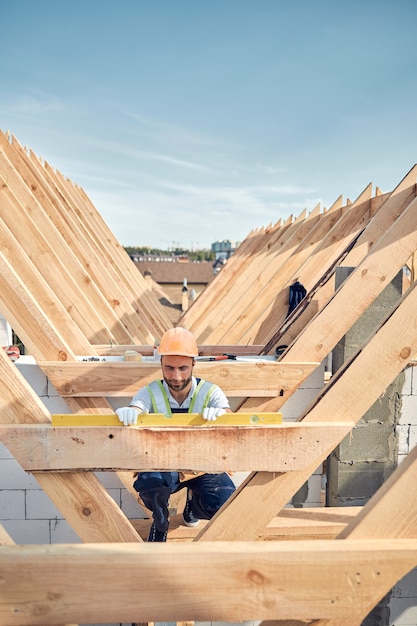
[133,471,236,532]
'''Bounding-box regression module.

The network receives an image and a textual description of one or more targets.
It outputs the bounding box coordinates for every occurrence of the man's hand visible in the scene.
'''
[202,407,227,422]
[116,407,138,426]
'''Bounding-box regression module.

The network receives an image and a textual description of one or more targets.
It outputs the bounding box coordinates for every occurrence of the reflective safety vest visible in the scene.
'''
[146,378,216,415]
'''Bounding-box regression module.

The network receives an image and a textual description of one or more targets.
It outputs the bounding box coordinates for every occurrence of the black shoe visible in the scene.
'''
[182,489,200,527]
[147,521,167,542]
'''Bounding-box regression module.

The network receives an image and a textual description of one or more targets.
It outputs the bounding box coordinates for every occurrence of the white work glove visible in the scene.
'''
[202,407,227,422]
[116,407,138,426]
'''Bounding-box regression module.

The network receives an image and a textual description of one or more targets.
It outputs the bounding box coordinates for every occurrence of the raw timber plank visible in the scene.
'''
[197,278,417,540]
[265,165,417,354]
[43,156,170,339]
[208,204,335,345]
[0,249,93,360]
[242,188,417,413]
[131,507,362,542]
[3,130,165,343]
[4,131,162,343]
[182,223,279,334]
[0,133,163,535]
[0,422,353,472]
[308,434,417,626]
[39,360,318,397]
[229,187,373,346]
[1,540,417,625]
[193,198,343,345]
[191,209,313,342]
[0,166,128,346]
[0,133,150,343]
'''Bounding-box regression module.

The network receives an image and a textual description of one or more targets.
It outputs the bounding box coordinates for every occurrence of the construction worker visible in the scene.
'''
[116,327,236,542]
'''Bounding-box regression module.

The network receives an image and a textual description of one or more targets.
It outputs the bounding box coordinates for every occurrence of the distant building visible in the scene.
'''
[131,245,232,321]
[133,257,215,322]
[211,240,239,261]
[129,252,176,263]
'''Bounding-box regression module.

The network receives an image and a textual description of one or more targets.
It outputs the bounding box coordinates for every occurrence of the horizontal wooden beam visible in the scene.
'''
[132,506,362,542]
[0,422,354,472]
[38,360,319,397]
[1,539,416,624]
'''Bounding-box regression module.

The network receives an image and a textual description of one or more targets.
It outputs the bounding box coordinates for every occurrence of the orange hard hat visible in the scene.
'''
[158,327,199,357]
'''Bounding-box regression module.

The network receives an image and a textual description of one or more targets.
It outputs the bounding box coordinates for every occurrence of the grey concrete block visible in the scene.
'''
[96,471,126,489]
[41,395,72,413]
[26,488,63,519]
[2,518,50,543]
[0,489,25,519]
[389,595,417,625]
[328,461,388,502]
[338,422,397,463]
[50,518,82,544]
[15,362,48,396]
[0,458,42,489]
[392,568,417,598]
[121,490,146,519]
[0,442,13,459]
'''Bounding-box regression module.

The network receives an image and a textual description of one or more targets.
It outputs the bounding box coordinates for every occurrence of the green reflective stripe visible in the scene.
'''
[201,384,216,411]
[188,378,205,412]
[189,380,216,413]
[147,380,172,415]
[146,384,159,413]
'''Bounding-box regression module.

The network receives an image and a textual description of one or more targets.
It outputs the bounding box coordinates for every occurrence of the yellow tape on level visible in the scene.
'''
[51,412,282,427]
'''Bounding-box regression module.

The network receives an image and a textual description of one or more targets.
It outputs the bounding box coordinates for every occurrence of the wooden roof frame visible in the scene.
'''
[1,131,417,623]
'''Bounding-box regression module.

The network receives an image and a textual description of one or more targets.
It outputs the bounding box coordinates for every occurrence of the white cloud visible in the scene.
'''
[1,91,64,116]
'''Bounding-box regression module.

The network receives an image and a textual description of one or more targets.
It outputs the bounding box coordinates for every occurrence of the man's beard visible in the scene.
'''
[165,376,192,393]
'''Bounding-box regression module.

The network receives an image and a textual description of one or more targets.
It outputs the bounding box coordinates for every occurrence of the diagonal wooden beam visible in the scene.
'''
[233,192,374,346]
[0,147,135,344]
[0,347,141,543]
[241,186,417,412]
[269,165,417,355]
[194,207,321,343]
[286,444,417,626]
[197,277,417,540]
[184,219,293,339]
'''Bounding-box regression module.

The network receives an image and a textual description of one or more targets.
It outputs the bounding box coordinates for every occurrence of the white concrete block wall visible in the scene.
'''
[389,364,417,626]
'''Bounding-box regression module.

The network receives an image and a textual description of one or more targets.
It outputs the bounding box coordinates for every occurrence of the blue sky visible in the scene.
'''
[2,0,417,250]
